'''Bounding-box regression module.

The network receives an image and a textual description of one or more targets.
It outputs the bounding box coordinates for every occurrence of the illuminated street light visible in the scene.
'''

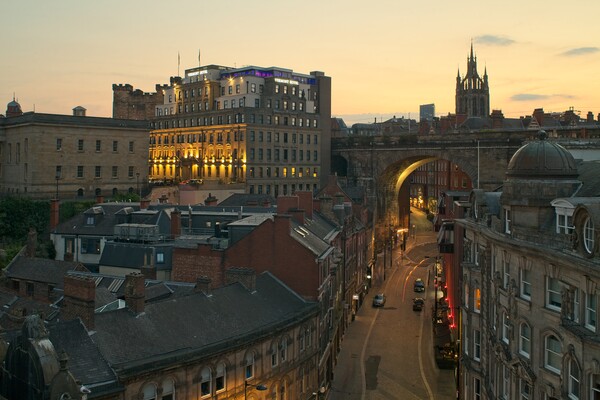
[244,381,267,400]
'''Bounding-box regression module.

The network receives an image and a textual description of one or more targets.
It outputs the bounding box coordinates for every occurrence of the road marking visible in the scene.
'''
[418,291,435,399]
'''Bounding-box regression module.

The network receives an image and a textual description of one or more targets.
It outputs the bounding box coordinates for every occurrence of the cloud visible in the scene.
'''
[510,93,575,101]
[560,47,599,56]
[475,35,515,46]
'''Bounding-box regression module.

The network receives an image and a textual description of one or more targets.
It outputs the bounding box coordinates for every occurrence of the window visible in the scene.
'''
[96,140,101,152]
[95,166,101,178]
[584,216,595,254]
[161,379,175,400]
[502,259,511,289]
[546,277,562,311]
[520,379,531,400]
[573,288,580,322]
[590,374,600,400]
[566,360,582,400]
[26,282,34,297]
[113,141,118,152]
[520,268,531,300]
[544,335,562,373]
[519,323,531,358]
[271,342,278,367]
[502,312,510,344]
[501,365,510,400]
[200,367,211,396]
[585,292,597,331]
[156,252,165,264]
[128,166,134,178]
[112,166,118,178]
[280,338,287,363]
[474,377,481,400]
[556,211,574,234]
[474,288,481,313]
[56,138,62,150]
[81,238,101,254]
[215,362,226,392]
[505,208,512,234]
[473,329,481,361]
[142,383,157,400]
[245,353,255,379]
[78,139,84,151]
[55,165,62,179]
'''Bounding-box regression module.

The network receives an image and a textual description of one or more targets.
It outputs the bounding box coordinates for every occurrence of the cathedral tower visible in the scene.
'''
[455,43,490,118]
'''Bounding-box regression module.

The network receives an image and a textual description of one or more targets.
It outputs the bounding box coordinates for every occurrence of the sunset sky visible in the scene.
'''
[2,0,600,126]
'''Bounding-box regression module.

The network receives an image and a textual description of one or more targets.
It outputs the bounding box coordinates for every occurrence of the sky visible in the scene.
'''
[2,0,600,126]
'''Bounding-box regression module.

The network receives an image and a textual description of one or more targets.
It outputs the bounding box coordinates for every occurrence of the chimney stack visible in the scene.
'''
[171,208,181,239]
[194,276,212,295]
[63,275,96,329]
[225,267,257,292]
[25,228,37,258]
[50,199,60,231]
[124,272,145,314]
[140,198,150,210]
[297,191,314,219]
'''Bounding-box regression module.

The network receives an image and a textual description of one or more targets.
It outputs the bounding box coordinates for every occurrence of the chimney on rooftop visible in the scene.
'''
[140,198,150,210]
[124,272,145,314]
[63,275,96,329]
[225,267,257,292]
[194,276,212,295]
[50,199,60,231]
[171,208,181,239]
[25,227,37,258]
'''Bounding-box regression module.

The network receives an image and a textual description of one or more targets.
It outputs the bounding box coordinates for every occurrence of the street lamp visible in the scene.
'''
[136,172,140,198]
[313,386,326,399]
[55,174,60,200]
[244,381,267,399]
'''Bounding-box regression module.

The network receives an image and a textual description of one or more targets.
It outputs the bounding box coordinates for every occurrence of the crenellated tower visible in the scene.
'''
[455,43,490,118]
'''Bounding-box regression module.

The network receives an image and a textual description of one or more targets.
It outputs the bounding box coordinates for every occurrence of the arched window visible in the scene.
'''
[95,188,102,196]
[245,352,255,379]
[584,216,595,254]
[77,188,84,197]
[271,342,278,368]
[200,367,211,397]
[519,323,531,358]
[544,335,562,373]
[568,358,581,399]
[215,362,226,392]
[162,378,175,400]
[142,383,157,400]
[280,338,288,363]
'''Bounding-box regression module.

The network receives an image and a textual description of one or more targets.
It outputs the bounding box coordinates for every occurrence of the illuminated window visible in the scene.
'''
[474,288,481,313]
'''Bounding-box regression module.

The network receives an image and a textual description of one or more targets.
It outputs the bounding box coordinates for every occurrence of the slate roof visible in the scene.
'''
[53,204,169,237]
[217,193,277,207]
[99,242,173,271]
[89,272,318,375]
[576,160,600,197]
[303,212,339,243]
[0,111,149,130]
[5,256,88,289]
[290,220,332,259]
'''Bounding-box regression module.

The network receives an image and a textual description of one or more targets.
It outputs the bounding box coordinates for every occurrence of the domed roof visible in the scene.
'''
[506,130,578,179]
[6,97,23,117]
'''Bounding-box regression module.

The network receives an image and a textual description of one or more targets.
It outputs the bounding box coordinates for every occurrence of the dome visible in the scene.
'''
[506,131,578,179]
[6,98,23,117]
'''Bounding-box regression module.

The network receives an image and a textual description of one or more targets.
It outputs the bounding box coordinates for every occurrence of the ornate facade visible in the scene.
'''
[458,132,600,399]
[456,44,490,118]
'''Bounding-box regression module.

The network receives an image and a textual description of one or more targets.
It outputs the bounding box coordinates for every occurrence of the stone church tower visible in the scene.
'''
[455,43,490,118]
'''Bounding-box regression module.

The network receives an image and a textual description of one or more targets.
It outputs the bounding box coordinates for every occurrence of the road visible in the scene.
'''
[329,209,456,400]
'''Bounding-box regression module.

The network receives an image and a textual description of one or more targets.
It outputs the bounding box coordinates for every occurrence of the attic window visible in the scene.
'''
[156,252,165,264]
[504,209,511,234]
[86,216,95,225]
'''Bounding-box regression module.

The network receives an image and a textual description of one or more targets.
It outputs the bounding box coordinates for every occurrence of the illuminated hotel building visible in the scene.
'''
[145,65,331,196]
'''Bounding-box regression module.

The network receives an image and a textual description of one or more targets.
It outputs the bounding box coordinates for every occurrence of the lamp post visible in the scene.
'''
[55,175,60,200]
[136,172,140,198]
[313,386,326,399]
[244,381,267,400]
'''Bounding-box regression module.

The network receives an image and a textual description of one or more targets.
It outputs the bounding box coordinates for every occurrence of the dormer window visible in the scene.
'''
[584,216,595,254]
[504,208,511,234]
[86,216,95,225]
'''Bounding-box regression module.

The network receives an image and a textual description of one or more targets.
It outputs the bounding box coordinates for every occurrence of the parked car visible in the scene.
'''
[372,293,386,307]
[413,297,425,311]
[414,278,425,292]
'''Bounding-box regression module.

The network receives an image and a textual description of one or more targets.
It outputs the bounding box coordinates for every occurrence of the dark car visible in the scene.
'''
[414,278,425,292]
[413,297,425,311]
[372,293,386,307]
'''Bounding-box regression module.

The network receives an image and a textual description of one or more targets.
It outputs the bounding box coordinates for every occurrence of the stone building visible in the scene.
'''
[457,131,600,399]
[114,64,332,196]
[0,270,320,399]
[0,100,150,199]
[455,43,490,118]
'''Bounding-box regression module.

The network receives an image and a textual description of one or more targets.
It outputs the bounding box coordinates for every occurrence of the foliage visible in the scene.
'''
[0,197,50,242]
[60,200,96,221]
[111,193,140,203]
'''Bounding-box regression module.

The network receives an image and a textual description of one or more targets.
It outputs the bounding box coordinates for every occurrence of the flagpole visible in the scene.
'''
[178,52,180,76]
